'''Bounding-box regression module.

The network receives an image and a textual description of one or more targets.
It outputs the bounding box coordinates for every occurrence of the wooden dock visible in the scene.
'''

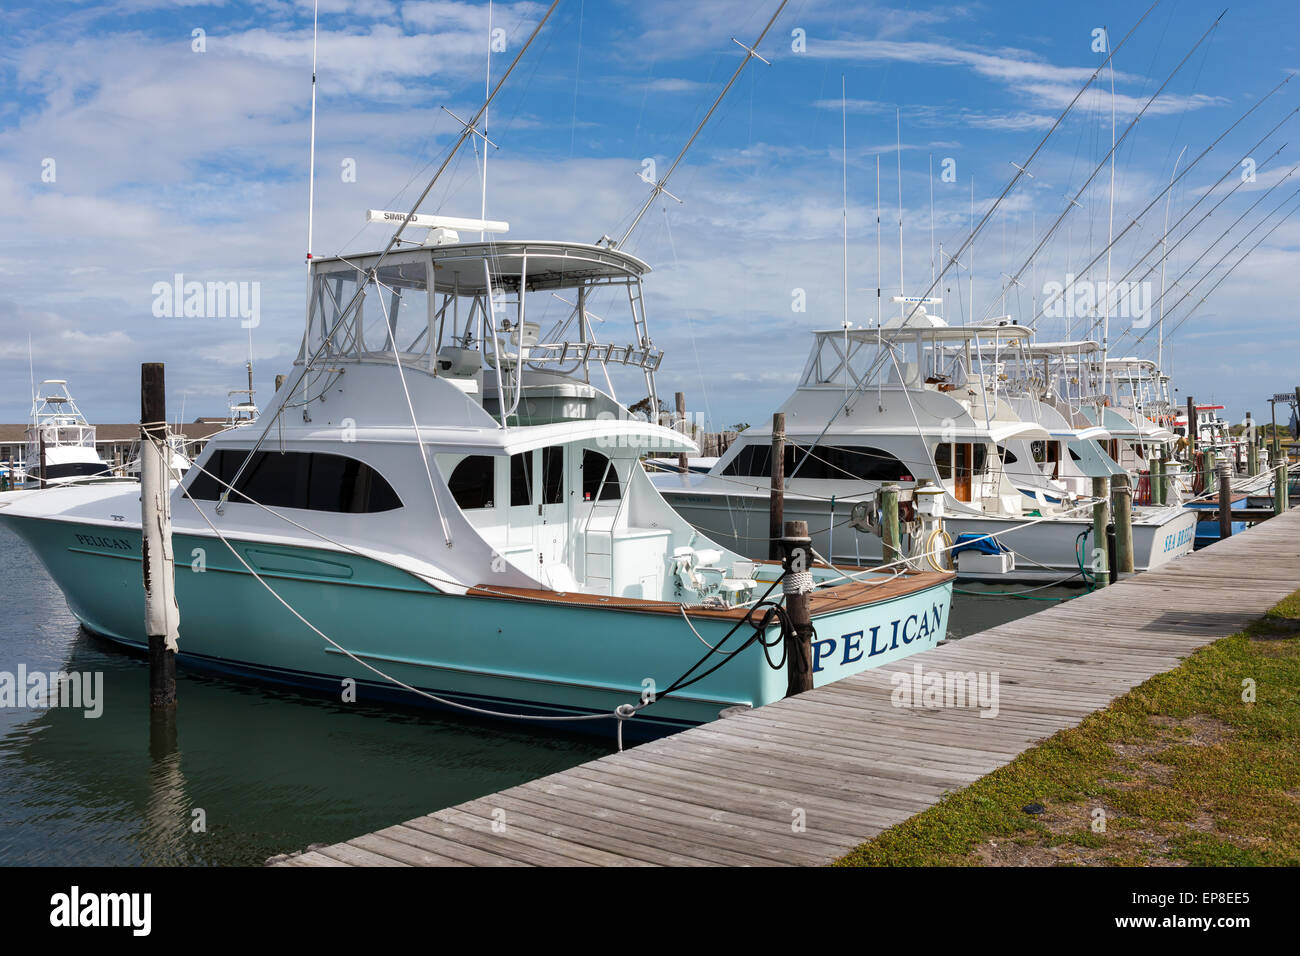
[280,509,1300,867]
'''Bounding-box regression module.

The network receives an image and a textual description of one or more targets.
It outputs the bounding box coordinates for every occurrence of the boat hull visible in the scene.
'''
[0,511,953,739]
[657,487,1199,583]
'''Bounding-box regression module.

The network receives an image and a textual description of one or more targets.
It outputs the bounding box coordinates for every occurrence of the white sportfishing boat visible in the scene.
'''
[655,302,1197,582]
[22,380,115,487]
[0,220,954,738]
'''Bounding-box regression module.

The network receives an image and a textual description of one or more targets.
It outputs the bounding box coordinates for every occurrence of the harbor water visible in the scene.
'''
[0,523,1075,865]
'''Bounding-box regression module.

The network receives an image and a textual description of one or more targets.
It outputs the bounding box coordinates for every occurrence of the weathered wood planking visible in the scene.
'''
[282,509,1300,867]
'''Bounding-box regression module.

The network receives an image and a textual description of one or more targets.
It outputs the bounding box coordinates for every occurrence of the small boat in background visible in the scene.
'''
[22,380,116,487]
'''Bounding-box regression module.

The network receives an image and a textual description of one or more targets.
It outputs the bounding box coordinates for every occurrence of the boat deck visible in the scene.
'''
[280,508,1300,867]
[465,567,952,620]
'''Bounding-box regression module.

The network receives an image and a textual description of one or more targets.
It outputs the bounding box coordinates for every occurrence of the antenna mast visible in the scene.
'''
[841,75,849,400]
[305,0,319,267]
[480,0,493,241]
[896,108,904,319]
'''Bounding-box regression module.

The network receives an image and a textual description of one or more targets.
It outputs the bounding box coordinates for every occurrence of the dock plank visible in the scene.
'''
[282,509,1300,866]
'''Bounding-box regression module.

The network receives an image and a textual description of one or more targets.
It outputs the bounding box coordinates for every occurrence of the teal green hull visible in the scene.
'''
[3,515,953,737]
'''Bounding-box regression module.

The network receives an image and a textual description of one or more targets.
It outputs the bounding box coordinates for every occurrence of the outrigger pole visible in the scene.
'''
[981,8,1225,325]
[1028,73,1295,331]
[217,0,562,518]
[895,1,1159,324]
[612,0,789,249]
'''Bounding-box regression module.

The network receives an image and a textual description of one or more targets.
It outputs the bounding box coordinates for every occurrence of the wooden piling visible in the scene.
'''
[141,363,178,712]
[880,481,901,565]
[1186,396,1197,459]
[1112,473,1134,574]
[780,520,814,697]
[38,433,46,490]
[675,391,688,475]
[1217,463,1233,540]
[1149,455,1163,506]
[1201,448,1216,498]
[1091,476,1109,588]
[768,412,785,561]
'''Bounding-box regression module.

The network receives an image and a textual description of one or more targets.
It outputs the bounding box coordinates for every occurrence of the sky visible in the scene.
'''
[1,0,1298,431]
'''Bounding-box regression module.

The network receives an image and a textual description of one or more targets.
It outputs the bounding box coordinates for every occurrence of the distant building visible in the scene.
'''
[0,420,230,473]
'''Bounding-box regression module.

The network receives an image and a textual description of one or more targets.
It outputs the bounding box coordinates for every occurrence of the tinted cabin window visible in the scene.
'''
[582,450,620,501]
[998,445,1019,465]
[186,450,400,512]
[723,443,911,481]
[722,444,772,477]
[509,452,533,506]
[448,455,495,510]
[40,462,111,480]
[541,446,564,505]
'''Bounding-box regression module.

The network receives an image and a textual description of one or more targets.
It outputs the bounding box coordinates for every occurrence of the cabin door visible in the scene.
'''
[955,443,973,502]
[536,446,572,588]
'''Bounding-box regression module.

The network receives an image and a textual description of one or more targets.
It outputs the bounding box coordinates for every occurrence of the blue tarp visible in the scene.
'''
[951,533,1011,557]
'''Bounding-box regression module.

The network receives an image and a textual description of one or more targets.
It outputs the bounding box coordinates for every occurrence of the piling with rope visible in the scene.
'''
[1276,459,1290,515]
[880,481,901,565]
[1092,476,1110,588]
[1217,462,1234,540]
[780,520,814,698]
[768,412,785,561]
[1112,473,1134,574]
[141,363,179,713]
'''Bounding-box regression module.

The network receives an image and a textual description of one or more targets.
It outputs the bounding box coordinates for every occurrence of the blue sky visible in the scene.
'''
[1,0,1297,429]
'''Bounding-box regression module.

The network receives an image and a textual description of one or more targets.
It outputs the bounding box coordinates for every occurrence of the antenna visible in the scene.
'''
[481,0,493,242]
[841,75,849,402]
[929,153,936,286]
[306,0,319,266]
[896,108,904,320]
[968,176,974,327]
[875,155,882,328]
[841,75,849,331]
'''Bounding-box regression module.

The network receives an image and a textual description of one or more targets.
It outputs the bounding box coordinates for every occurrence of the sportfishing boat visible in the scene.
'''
[21,380,115,487]
[0,223,953,738]
[654,303,1198,582]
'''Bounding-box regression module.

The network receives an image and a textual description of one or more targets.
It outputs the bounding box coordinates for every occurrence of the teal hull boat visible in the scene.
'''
[0,504,951,738]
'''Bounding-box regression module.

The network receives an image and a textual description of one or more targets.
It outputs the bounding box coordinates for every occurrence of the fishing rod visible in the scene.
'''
[217,0,562,517]
[982,9,1226,324]
[896,1,1159,324]
[1114,163,1300,349]
[1079,138,1290,342]
[1030,74,1296,330]
[1130,179,1300,349]
[612,0,789,249]
[1135,191,1300,348]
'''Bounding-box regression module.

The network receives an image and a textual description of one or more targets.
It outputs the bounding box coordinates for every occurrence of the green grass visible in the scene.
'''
[834,590,1300,867]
